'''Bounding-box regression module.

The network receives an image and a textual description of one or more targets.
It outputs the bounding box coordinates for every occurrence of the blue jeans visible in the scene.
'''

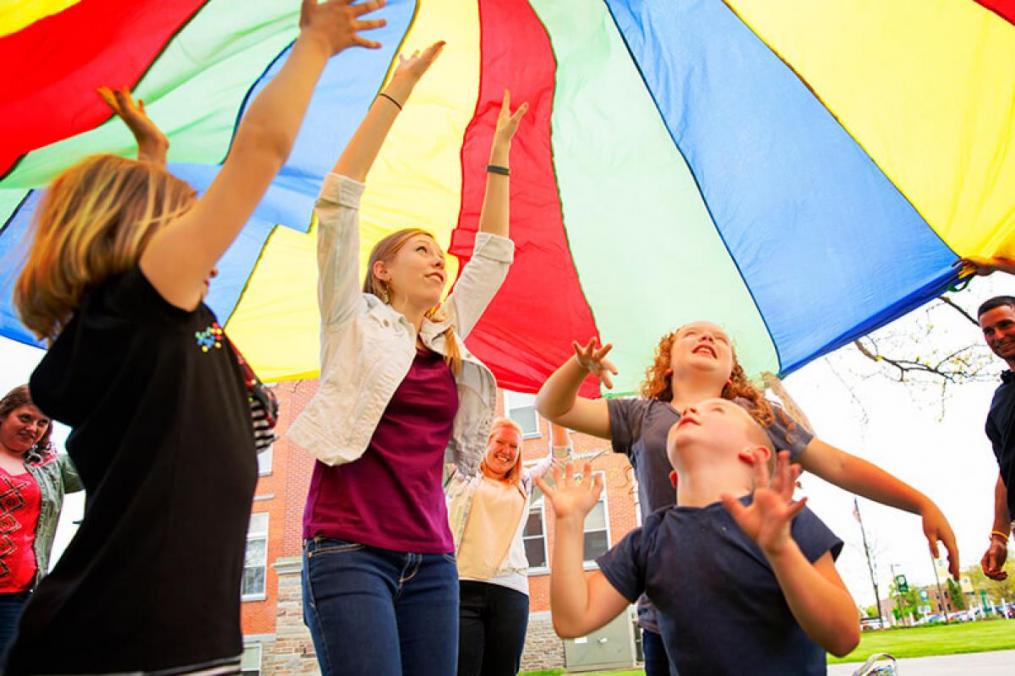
[302,537,459,676]
[643,628,677,676]
[0,592,29,662]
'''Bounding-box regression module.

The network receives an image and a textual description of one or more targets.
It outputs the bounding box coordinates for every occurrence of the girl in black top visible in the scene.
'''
[6,2,385,673]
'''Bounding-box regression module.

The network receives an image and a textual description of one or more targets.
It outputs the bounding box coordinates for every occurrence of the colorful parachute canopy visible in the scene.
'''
[2,0,1013,397]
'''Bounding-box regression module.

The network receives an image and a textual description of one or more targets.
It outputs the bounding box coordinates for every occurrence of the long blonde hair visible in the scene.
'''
[14,154,196,340]
[363,228,462,375]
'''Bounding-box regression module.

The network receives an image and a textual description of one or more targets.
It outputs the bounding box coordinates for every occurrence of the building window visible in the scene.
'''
[242,513,268,600]
[504,390,540,438]
[582,472,610,562]
[523,497,548,570]
[241,643,262,675]
[257,445,273,476]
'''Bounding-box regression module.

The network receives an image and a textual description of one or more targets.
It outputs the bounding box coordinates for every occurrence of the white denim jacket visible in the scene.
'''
[288,174,514,475]
[444,455,554,594]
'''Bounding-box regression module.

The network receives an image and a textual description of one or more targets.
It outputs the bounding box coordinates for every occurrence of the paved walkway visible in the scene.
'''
[828,649,1015,675]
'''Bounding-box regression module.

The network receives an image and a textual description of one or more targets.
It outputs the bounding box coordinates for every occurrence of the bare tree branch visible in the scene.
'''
[937,295,979,327]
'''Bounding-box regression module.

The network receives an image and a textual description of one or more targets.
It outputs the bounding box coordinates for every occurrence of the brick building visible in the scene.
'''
[238,380,643,673]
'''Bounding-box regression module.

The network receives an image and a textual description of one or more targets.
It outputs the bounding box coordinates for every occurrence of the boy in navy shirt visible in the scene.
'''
[537,398,859,675]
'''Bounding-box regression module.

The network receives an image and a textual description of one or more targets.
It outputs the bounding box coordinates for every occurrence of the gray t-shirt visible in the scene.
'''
[608,396,812,516]
[607,396,813,633]
[597,498,842,676]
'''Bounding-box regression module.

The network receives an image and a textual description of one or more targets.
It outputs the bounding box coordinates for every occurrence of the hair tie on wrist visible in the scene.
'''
[377,92,403,111]
[486,164,510,176]
[991,529,1010,543]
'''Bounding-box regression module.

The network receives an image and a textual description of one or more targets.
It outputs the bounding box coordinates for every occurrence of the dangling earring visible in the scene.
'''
[379,282,390,304]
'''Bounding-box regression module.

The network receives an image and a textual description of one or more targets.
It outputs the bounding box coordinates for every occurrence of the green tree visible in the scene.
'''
[864,605,880,618]
[947,578,967,610]
[964,561,1015,606]
[889,578,920,621]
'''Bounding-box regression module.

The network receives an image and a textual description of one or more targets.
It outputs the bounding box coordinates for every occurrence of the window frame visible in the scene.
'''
[503,390,542,439]
[580,470,611,569]
[241,512,269,601]
[522,494,549,575]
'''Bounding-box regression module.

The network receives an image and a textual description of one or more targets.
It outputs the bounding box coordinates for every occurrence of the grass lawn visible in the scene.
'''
[522,619,1015,673]
[829,618,1015,664]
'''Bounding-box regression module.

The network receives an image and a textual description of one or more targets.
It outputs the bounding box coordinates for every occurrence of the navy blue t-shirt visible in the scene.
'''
[597,498,843,676]
[986,372,1015,518]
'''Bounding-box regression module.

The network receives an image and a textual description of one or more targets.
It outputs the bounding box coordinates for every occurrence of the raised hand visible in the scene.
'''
[954,256,1015,278]
[572,338,619,390]
[299,0,387,55]
[392,41,445,85]
[98,86,169,164]
[535,462,604,523]
[492,89,529,148]
[981,538,1009,581]
[722,450,807,556]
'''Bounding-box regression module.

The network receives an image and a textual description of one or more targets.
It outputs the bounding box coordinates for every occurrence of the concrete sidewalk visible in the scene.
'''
[828,649,1015,675]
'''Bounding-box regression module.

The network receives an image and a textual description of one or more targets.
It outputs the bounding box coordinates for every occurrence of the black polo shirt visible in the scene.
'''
[986,371,1015,518]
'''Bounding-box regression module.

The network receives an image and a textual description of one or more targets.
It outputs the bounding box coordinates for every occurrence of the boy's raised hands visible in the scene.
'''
[722,450,807,556]
[536,462,604,523]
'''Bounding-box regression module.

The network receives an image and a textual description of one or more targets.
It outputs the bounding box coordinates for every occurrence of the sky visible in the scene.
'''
[0,274,1010,611]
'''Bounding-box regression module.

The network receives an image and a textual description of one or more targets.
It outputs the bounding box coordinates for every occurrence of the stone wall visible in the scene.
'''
[519,611,566,672]
[261,557,320,674]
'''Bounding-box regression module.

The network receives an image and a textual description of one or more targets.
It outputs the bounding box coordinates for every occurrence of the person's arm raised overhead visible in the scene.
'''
[140,0,386,311]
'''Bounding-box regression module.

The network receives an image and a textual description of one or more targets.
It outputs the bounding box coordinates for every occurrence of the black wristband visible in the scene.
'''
[377,92,403,111]
[486,164,510,176]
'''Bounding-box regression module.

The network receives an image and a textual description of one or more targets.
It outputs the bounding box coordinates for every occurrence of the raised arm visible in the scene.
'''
[99,87,169,165]
[982,474,1010,581]
[522,423,571,483]
[798,438,960,579]
[723,452,860,657]
[476,89,527,238]
[140,0,386,310]
[333,40,443,179]
[535,339,617,439]
[536,463,628,637]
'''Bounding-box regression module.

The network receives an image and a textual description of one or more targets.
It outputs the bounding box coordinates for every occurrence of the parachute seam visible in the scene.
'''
[527,3,609,398]
[600,0,784,375]
[716,0,963,375]
[0,0,210,183]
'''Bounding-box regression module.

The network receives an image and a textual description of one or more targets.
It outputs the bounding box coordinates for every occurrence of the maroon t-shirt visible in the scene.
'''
[303,347,458,553]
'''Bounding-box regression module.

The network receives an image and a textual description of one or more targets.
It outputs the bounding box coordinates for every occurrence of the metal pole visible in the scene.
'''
[931,550,949,624]
[854,498,884,626]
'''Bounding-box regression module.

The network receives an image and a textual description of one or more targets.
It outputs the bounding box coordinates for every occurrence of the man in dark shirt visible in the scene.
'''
[978,295,1015,580]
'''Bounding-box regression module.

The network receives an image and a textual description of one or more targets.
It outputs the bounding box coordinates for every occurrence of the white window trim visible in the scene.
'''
[242,513,269,602]
[581,470,611,568]
[257,444,273,477]
[524,497,549,575]
[503,390,542,439]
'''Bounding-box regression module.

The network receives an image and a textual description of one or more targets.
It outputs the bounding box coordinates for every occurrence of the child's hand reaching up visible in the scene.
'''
[536,462,604,524]
[722,450,807,556]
